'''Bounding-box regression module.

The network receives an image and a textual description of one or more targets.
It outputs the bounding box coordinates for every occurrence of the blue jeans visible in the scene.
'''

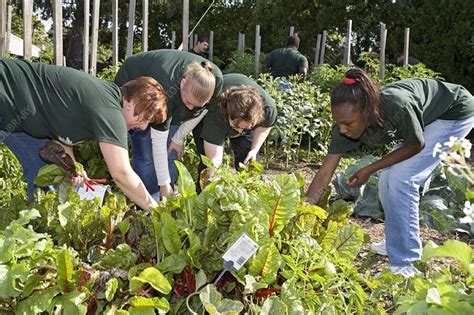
[129,124,180,200]
[1,132,48,200]
[378,118,474,267]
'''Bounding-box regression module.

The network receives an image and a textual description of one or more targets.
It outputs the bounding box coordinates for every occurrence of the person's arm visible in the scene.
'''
[204,140,225,168]
[306,154,342,204]
[298,66,308,81]
[99,142,157,211]
[347,141,423,187]
[150,128,174,197]
[169,109,208,159]
[244,126,272,163]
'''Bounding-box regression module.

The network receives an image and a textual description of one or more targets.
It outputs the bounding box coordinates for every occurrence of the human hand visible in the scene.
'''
[168,141,184,159]
[243,149,258,164]
[160,184,175,198]
[71,170,89,188]
[346,168,372,187]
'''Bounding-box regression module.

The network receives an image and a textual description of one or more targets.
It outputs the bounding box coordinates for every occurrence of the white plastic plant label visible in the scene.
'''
[222,233,259,271]
[76,184,110,205]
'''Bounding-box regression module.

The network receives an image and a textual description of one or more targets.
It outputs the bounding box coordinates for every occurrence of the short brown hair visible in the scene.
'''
[220,86,265,127]
[121,76,168,125]
[182,61,216,104]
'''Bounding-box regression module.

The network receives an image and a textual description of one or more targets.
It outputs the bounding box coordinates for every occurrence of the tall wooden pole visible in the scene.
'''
[6,5,12,56]
[342,19,352,66]
[53,0,63,65]
[0,0,6,56]
[255,24,260,78]
[112,0,118,66]
[208,31,214,61]
[314,34,322,66]
[126,0,136,57]
[142,0,148,52]
[90,0,100,75]
[380,23,387,80]
[83,0,90,72]
[403,28,410,66]
[320,30,327,64]
[182,0,189,51]
[171,31,176,49]
[23,0,33,59]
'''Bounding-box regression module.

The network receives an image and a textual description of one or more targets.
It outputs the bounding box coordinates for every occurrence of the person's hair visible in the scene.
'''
[121,76,168,124]
[287,34,300,47]
[219,86,265,127]
[182,61,216,104]
[197,35,209,44]
[330,68,383,128]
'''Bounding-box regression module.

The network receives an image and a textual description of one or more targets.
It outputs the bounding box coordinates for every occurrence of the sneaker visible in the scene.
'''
[370,240,388,256]
[390,266,421,278]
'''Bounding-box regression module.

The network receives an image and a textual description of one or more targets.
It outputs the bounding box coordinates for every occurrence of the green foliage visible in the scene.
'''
[259,73,333,166]
[395,240,474,314]
[0,144,27,219]
[224,51,263,77]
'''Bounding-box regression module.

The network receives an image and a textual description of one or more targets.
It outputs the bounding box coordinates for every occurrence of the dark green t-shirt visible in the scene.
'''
[114,49,223,131]
[328,78,474,154]
[0,58,127,148]
[261,47,308,78]
[201,73,278,146]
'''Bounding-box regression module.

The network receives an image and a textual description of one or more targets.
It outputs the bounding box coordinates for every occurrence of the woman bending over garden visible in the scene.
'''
[114,49,223,200]
[306,68,474,277]
[173,73,277,191]
[0,58,167,211]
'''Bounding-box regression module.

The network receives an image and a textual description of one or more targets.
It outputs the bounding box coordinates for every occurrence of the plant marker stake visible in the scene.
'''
[213,233,259,285]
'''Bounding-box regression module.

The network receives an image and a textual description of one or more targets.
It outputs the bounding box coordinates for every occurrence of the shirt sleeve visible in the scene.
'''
[171,109,208,145]
[89,107,128,149]
[397,106,424,145]
[150,127,171,186]
[200,111,228,146]
[328,126,361,154]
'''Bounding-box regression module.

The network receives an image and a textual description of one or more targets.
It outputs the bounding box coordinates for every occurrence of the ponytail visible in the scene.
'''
[330,68,383,128]
[182,61,216,104]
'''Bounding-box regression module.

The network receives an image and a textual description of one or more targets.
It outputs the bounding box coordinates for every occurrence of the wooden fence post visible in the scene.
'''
[403,28,410,66]
[182,0,189,51]
[90,0,100,75]
[208,31,214,61]
[53,0,63,65]
[342,19,352,66]
[6,4,12,56]
[380,23,387,80]
[23,0,33,60]
[83,0,90,72]
[112,0,118,66]
[314,34,322,66]
[320,30,327,64]
[142,0,148,52]
[255,24,260,78]
[126,0,136,58]
[171,31,176,49]
[0,0,6,56]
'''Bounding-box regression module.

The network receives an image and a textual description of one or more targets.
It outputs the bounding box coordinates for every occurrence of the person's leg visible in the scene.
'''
[379,118,473,268]
[129,127,159,197]
[167,124,181,185]
[3,132,48,200]
[191,121,207,192]
[229,130,256,170]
